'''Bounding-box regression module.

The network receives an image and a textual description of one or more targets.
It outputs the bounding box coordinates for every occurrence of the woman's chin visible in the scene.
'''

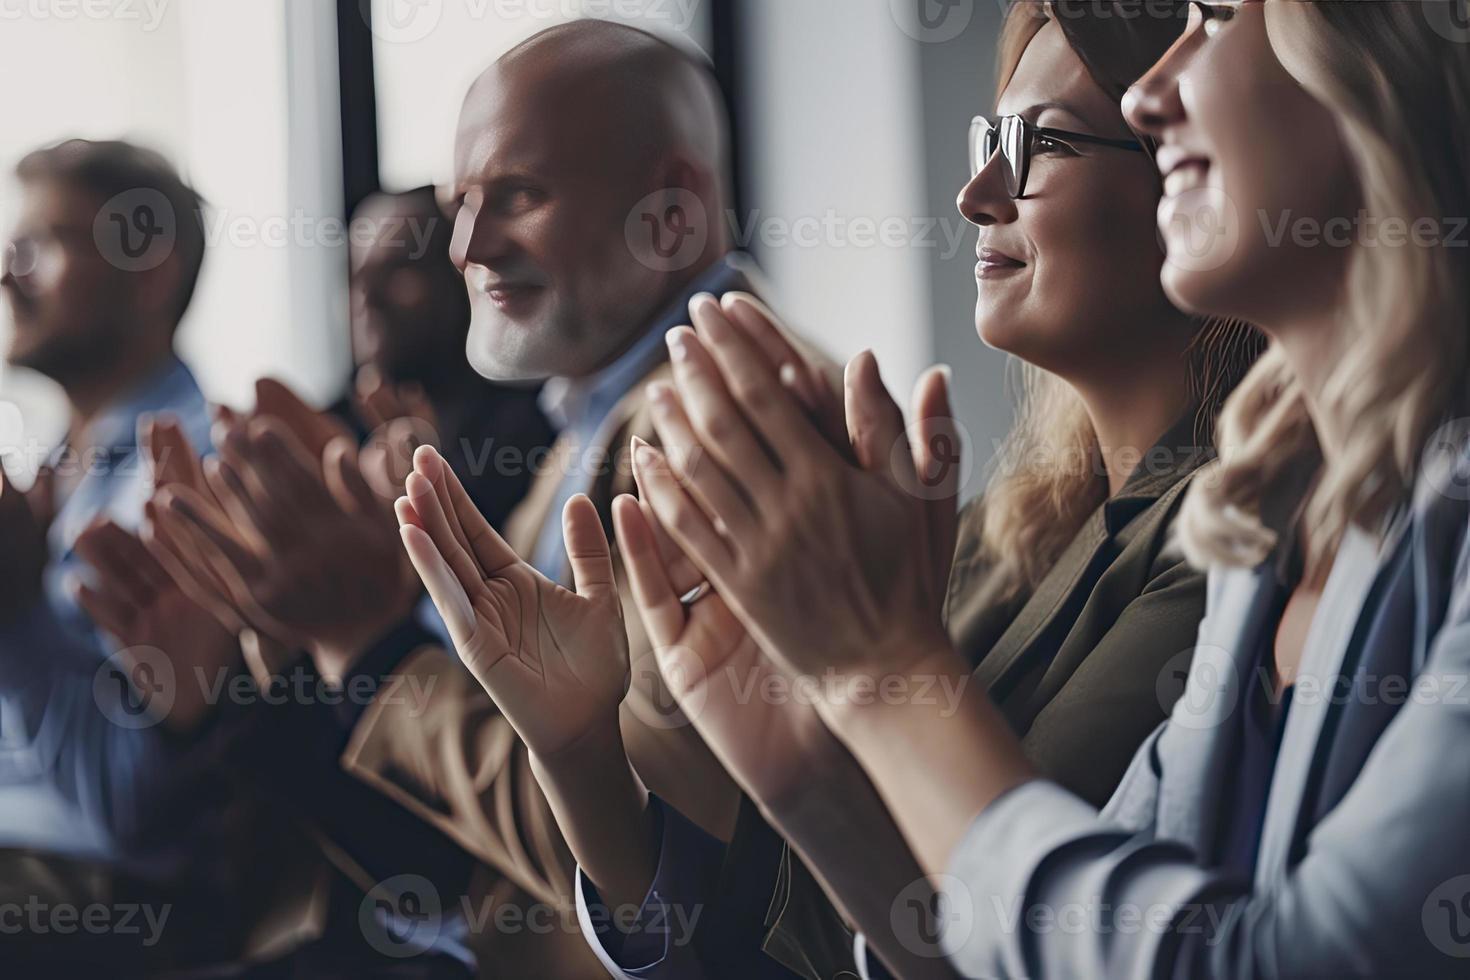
[976,312,1031,357]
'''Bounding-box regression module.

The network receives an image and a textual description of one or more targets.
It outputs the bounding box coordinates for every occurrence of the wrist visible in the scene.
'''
[529,711,635,783]
[816,636,974,743]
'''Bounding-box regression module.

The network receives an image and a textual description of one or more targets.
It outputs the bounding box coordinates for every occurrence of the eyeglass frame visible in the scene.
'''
[969,114,1146,199]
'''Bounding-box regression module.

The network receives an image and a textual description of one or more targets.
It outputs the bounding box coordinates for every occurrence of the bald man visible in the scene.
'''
[323,20,794,978]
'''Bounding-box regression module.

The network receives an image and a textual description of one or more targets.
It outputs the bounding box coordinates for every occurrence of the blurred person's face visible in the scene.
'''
[447,66,681,381]
[1124,2,1355,331]
[957,21,1181,381]
[2,178,136,379]
[350,195,466,385]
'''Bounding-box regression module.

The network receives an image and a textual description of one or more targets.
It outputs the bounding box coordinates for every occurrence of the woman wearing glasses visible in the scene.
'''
[616,0,1470,975]
[399,2,1260,978]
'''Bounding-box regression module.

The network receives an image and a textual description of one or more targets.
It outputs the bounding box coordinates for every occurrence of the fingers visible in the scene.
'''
[157,486,261,582]
[720,293,848,453]
[74,522,158,610]
[628,436,705,593]
[632,441,735,578]
[323,436,379,515]
[205,454,289,548]
[404,468,486,597]
[256,419,336,509]
[143,415,205,494]
[664,325,780,499]
[253,377,350,460]
[843,351,917,488]
[74,581,134,638]
[611,494,686,648]
[400,524,477,648]
[686,294,833,471]
[562,494,617,603]
[417,445,520,576]
[153,488,278,635]
[140,502,246,634]
[411,445,480,574]
[645,380,758,539]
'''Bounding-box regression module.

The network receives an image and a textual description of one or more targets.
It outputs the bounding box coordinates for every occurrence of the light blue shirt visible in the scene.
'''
[530,256,749,582]
[0,354,212,857]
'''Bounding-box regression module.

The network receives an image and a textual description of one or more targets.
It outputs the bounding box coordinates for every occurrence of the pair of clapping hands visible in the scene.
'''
[72,374,434,731]
[398,291,963,817]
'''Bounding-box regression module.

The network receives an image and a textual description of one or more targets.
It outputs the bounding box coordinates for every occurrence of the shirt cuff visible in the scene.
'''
[575,796,724,979]
[944,779,1100,965]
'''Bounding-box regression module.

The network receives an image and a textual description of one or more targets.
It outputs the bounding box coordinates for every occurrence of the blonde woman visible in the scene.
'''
[398,2,1262,976]
[619,0,1470,975]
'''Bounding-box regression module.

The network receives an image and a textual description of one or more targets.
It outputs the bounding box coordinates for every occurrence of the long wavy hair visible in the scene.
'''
[1178,1,1470,572]
[981,0,1262,597]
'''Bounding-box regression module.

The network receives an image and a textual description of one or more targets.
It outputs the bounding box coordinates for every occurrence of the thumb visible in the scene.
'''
[910,365,962,599]
[562,494,617,603]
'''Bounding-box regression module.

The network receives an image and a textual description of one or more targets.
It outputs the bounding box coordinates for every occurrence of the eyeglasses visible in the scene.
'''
[969,115,1146,199]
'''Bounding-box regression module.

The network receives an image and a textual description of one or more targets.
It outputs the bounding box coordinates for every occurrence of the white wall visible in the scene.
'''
[372,0,712,189]
[736,0,1013,499]
[0,0,345,474]
[737,0,931,401]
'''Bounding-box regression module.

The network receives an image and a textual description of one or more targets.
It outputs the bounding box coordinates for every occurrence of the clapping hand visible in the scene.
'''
[636,295,960,691]
[73,519,240,732]
[396,446,630,759]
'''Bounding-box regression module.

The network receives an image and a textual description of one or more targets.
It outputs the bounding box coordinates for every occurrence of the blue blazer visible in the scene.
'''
[942,452,1470,978]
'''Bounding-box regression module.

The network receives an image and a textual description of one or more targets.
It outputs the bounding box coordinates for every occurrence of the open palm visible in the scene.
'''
[397,447,629,758]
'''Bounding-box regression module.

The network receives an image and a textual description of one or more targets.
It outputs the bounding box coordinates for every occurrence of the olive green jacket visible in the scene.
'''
[740,414,1215,979]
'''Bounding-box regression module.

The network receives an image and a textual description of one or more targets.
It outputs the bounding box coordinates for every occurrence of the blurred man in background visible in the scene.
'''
[0,139,221,855]
[348,185,553,531]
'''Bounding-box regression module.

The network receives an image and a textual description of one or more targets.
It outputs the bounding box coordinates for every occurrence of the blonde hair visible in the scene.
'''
[981,1,1262,596]
[1178,1,1470,572]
